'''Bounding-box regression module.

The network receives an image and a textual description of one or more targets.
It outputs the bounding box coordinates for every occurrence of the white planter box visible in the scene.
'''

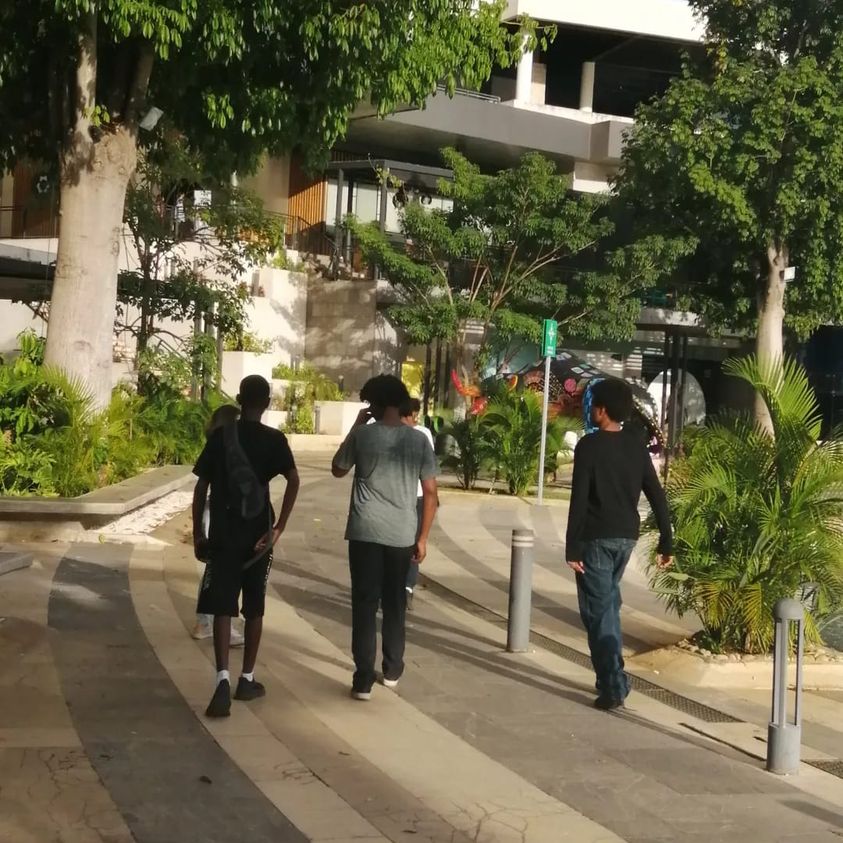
[264,410,288,430]
[314,401,367,437]
[221,351,275,398]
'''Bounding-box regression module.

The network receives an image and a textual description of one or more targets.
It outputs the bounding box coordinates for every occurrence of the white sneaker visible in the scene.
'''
[230,624,245,648]
[191,616,213,640]
[382,677,400,690]
[350,689,372,701]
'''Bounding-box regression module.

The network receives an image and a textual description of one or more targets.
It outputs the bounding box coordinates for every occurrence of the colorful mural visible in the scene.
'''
[452,350,664,453]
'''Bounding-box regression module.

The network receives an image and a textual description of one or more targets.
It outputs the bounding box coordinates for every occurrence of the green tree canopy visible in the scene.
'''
[614,0,843,428]
[0,1,542,406]
[353,149,684,380]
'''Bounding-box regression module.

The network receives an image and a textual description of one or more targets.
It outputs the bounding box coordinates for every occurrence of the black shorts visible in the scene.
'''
[197,547,272,620]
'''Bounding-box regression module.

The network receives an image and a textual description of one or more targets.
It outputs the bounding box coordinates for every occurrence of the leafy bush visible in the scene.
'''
[0,332,216,496]
[0,437,55,496]
[441,415,492,490]
[224,331,272,354]
[137,335,218,399]
[482,389,579,496]
[284,400,315,434]
[647,356,843,654]
[272,362,345,401]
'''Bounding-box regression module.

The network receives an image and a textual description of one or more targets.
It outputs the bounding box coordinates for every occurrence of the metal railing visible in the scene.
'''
[436,83,501,103]
[266,211,335,258]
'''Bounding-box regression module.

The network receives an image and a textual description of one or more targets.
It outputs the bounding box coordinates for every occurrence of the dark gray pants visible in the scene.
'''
[349,540,413,692]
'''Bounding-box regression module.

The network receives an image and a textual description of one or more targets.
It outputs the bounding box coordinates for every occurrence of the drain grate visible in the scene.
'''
[631,685,739,723]
[421,574,738,723]
[806,759,843,778]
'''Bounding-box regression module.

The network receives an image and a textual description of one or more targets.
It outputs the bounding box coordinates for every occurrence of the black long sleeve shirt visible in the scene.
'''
[564,429,673,561]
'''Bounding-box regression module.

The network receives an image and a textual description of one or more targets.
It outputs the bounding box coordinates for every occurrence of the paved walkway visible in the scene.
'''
[1,458,842,842]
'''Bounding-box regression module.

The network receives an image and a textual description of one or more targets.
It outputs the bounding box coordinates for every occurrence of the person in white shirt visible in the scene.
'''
[400,398,438,609]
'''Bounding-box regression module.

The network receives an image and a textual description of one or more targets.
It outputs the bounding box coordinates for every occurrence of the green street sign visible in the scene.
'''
[541,318,558,358]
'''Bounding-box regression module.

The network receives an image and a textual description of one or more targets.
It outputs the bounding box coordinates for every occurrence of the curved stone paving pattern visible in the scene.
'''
[48,545,307,843]
[1,460,842,843]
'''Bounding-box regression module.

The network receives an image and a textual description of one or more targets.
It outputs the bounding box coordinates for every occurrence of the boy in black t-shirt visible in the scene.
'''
[565,378,672,711]
[192,375,300,718]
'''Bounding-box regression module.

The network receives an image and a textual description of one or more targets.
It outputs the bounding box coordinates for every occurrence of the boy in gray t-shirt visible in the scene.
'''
[332,375,438,700]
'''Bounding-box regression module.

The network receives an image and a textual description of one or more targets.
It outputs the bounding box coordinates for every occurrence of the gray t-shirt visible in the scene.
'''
[334,422,438,547]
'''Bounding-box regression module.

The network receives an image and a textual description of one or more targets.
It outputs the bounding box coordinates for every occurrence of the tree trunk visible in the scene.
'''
[137,268,154,356]
[46,130,137,408]
[754,244,787,435]
[44,10,151,409]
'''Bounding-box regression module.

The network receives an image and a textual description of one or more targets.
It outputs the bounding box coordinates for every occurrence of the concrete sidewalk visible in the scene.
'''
[1,458,842,843]
[266,463,843,842]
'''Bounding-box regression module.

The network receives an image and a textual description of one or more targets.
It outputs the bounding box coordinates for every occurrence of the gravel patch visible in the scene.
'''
[90,490,193,539]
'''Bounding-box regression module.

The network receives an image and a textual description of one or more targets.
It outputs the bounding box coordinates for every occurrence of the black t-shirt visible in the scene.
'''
[565,429,672,561]
[193,420,296,548]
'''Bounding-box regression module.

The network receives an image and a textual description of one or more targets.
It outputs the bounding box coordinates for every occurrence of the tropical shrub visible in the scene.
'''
[481,389,580,496]
[0,332,216,496]
[441,415,493,490]
[284,401,316,435]
[647,356,843,654]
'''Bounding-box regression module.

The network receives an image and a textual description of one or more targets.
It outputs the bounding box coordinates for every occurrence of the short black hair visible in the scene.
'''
[400,397,422,418]
[590,378,633,423]
[360,374,410,409]
[238,374,271,409]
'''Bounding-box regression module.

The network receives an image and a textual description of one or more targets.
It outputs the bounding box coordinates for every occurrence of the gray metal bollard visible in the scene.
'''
[507,529,535,653]
[767,598,805,775]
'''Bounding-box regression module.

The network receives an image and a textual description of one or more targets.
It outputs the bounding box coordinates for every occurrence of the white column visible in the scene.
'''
[515,45,534,103]
[580,61,596,113]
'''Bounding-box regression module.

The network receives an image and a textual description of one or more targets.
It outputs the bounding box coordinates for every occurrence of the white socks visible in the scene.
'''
[215,669,255,684]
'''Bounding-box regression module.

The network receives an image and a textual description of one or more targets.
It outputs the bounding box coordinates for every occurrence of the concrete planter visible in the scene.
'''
[287,434,344,452]
[314,400,367,437]
[629,645,843,690]
[264,410,288,430]
[221,351,275,397]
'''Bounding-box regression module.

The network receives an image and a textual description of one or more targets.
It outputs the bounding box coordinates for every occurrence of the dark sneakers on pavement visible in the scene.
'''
[205,679,232,718]
[594,695,625,711]
[234,677,266,701]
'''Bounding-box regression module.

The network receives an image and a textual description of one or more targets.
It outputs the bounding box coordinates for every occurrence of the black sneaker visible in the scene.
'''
[594,695,624,711]
[205,679,231,718]
[234,677,266,701]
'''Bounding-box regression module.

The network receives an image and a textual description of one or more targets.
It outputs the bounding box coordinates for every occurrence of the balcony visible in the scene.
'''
[503,0,702,42]
[344,88,628,174]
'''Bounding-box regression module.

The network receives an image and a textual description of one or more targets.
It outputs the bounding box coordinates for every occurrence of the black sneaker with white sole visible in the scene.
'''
[234,677,266,701]
[205,679,231,718]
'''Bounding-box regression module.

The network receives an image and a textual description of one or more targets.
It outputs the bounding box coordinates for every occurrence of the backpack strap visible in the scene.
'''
[222,421,273,569]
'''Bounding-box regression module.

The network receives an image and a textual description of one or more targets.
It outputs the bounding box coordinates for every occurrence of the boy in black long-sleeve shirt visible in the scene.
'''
[565,378,673,710]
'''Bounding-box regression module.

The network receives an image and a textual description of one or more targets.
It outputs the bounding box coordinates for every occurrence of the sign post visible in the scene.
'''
[537,319,558,505]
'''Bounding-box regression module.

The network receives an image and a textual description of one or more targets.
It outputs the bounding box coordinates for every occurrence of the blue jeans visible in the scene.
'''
[575,538,636,701]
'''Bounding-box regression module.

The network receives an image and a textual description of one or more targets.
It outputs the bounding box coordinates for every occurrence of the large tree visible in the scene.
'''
[614,0,843,429]
[352,149,683,382]
[0,2,538,407]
